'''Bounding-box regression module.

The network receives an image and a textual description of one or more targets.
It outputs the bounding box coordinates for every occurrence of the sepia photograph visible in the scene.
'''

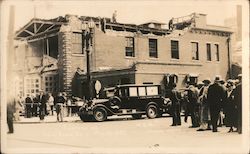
[0,0,249,153]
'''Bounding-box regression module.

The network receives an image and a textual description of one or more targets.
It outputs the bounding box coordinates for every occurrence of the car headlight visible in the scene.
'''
[163,98,170,104]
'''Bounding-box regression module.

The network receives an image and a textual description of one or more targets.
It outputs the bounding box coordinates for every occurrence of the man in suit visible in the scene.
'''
[39,91,47,121]
[207,77,227,132]
[25,94,33,118]
[170,83,181,126]
[186,84,199,128]
[232,74,242,134]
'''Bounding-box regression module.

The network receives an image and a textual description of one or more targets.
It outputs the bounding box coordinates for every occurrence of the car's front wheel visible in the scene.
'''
[146,104,158,119]
[93,107,107,122]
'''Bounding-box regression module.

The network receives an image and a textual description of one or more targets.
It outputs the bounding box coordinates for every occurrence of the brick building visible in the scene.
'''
[14,13,232,98]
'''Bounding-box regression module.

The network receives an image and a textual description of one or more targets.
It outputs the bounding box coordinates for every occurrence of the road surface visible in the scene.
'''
[3,115,248,154]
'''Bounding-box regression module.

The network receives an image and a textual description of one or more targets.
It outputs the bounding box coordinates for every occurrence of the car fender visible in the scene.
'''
[92,104,116,115]
[146,101,159,109]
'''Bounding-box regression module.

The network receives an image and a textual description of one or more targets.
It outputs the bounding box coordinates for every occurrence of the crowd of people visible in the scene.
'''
[169,75,242,134]
[15,91,74,122]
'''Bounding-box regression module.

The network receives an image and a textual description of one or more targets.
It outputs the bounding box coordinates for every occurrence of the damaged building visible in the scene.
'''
[14,13,232,98]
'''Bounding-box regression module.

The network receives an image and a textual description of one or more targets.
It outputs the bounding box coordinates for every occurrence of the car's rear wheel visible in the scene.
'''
[132,114,142,119]
[146,104,158,119]
[93,107,107,122]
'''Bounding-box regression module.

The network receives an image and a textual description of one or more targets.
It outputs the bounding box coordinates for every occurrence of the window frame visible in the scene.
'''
[72,32,84,54]
[171,40,179,59]
[149,38,158,58]
[206,43,212,61]
[191,42,199,60]
[215,44,220,61]
[125,37,135,57]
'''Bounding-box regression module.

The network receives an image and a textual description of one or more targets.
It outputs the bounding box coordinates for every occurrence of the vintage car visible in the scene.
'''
[78,84,171,122]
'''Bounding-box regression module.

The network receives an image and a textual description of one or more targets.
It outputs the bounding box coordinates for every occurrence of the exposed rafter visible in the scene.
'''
[24,30,35,36]
[15,18,63,40]
[36,23,45,33]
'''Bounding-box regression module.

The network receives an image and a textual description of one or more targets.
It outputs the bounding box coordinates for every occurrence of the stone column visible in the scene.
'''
[58,24,72,95]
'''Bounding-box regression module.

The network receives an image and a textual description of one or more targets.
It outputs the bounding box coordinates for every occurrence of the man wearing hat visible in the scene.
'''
[207,76,227,132]
[232,74,242,134]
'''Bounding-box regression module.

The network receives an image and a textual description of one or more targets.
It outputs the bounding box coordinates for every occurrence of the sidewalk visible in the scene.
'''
[14,115,81,124]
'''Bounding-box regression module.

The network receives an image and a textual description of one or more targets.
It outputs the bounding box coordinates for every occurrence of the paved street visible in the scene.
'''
[4,115,247,154]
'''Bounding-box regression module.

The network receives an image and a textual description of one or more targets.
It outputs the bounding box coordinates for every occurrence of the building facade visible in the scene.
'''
[14,13,232,98]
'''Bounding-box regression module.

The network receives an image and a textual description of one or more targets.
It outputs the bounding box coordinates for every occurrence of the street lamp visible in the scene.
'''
[81,19,95,100]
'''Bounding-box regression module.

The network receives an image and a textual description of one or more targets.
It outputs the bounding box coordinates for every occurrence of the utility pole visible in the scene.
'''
[82,20,95,100]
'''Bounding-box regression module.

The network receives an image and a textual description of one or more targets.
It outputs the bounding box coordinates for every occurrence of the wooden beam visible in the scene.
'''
[24,29,35,36]
[44,24,55,32]
[36,23,44,33]
[15,21,34,37]
[33,20,63,25]
[34,23,37,33]
[26,27,60,40]
[27,33,58,43]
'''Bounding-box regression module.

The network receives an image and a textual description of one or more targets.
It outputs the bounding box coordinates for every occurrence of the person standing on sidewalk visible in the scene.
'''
[47,93,54,116]
[207,77,227,132]
[197,79,211,131]
[232,74,242,134]
[186,84,200,128]
[32,94,39,117]
[25,94,33,118]
[39,91,47,121]
[7,96,16,134]
[55,92,66,122]
[170,83,181,126]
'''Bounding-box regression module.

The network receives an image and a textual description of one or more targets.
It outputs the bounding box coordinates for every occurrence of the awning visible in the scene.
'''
[15,16,65,41]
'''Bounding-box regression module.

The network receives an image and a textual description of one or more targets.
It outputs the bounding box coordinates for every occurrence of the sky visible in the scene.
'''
[1,0,241,32]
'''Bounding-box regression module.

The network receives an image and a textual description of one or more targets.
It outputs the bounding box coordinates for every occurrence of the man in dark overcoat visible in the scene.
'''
[25,94,33,118]
[207,77,227,132]
[232,74,242,134]
[170,83,181,126]
[39,91,47,121]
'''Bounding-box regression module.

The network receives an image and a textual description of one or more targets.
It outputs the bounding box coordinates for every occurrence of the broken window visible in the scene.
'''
[206,43,212,61]
[149,39,158,58]
[43,35,58,59]
[215,44,220,61]
[171,40,179,59]
[48,36,58,59]
[191,42,199,60]
[125,37,135,57]
[72,32,83,54]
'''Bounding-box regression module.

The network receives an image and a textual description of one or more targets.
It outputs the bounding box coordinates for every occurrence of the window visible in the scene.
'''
[191,42,199,60]
[215,44,220,61]
[206,43,212,61]
[138,87,146,96]
[125,37,135,57]
[44,74,58,93]
[72,32,83,54]
[146,86,158,96]
[149,39,158,58]
[171,40,179,59]
[129,87,138,97]
[25,77,40,97]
